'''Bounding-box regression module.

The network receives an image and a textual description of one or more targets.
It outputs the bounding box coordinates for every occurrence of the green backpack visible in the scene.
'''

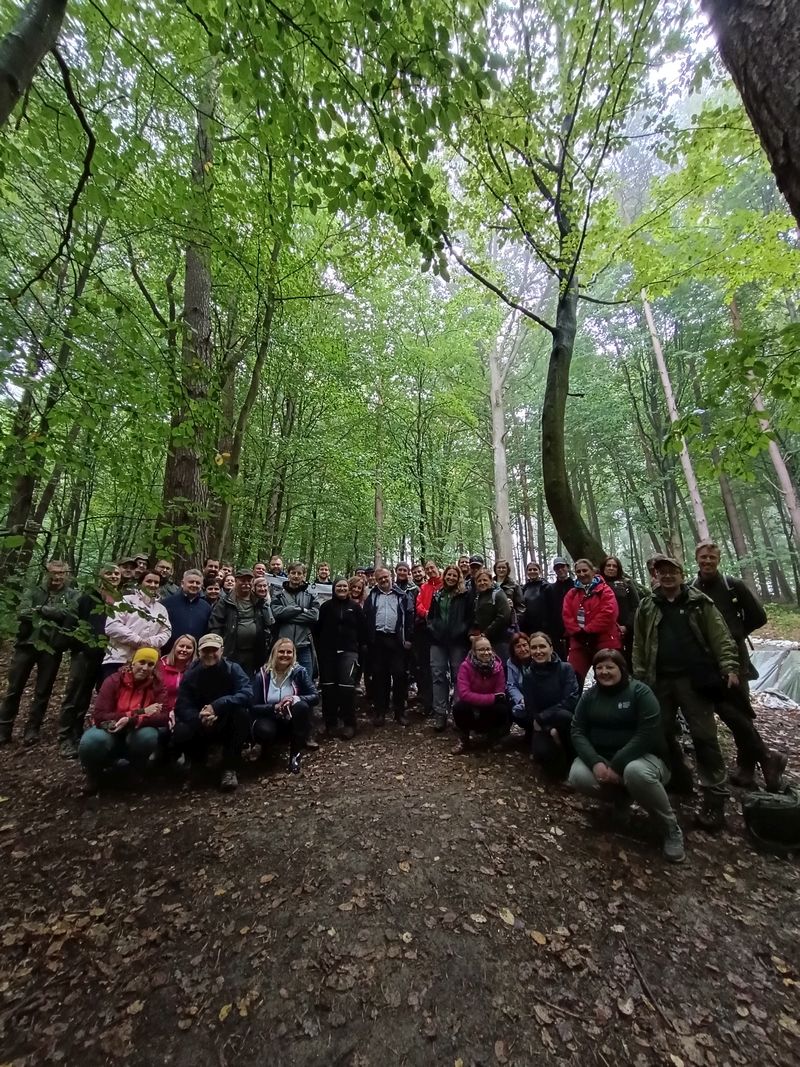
[742,787,800,854]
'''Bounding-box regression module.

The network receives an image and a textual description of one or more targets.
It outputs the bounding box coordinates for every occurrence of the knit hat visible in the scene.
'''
[132,647,159,665]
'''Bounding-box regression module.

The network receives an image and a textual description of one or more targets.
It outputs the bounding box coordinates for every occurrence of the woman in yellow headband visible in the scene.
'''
[77,648,167,793]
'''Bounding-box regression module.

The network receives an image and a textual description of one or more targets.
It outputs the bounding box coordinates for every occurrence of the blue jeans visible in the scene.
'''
[78,726,160,774]
[295,644,314,678]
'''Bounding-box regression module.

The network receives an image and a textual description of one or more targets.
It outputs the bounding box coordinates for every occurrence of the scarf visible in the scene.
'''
[468,649,497,676]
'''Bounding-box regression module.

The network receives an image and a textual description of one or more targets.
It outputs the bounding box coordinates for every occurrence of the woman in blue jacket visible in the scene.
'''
[523,632,580,772]
[250,638,319,772]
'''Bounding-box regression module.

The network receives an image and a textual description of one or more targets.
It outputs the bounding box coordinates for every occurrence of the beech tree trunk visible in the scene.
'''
[541,278,605,563]
[160,72,216,571]
[0,0,66,127]
[702,0,800,227]
[487,323,515,564]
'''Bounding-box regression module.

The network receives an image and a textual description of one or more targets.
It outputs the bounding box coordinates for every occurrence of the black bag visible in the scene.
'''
[742,787,800,854]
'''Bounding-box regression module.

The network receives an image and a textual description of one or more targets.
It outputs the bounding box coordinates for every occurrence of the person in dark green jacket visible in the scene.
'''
[569,648,684,863]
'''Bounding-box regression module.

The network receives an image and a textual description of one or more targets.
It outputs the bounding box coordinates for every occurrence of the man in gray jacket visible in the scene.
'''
[271,563,321,678]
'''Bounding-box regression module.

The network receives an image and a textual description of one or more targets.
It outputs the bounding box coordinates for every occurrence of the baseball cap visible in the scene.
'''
[468,554,484,566]
[553,557,568,567]
[198,633,224,650]
[235,567,254,578]
[653,556,684,573]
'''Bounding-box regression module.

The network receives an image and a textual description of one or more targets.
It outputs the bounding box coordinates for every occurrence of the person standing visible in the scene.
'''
[494,559,525,626]
[203,577,221,605]
[102,570,172,684]
[203,558,221,583]
[316,578,368,739]
[154,559,179,600]
[469,569,512,660]
[633,556,739,832]
[520,561,548,636]
[562,559,620,687]
[364,568,412,726]
[56,563,122,758]
[208,568,274,676]
[0,559,78,746]
[543,557,573,659]
[457,555,471,583]
[173,633,252,791]
[691,540,784,789]
[413,561,442,717]
[271,563,321,678]
[117,556,138,594]
[269,556,287,578]
[427,564,473,731]
[162,570,212,654]
[601,556,640,669]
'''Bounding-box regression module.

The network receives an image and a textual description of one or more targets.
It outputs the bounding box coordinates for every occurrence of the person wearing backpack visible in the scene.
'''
[692,540,786,791]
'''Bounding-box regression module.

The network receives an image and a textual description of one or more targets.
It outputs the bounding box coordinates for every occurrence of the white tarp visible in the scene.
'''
[750,640,800,707]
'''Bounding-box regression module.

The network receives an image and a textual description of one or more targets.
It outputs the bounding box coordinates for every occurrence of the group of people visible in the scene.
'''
[0,541,789,864]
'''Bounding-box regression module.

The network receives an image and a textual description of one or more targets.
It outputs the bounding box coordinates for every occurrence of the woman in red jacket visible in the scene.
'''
[159,634,198,714]
[562,559,621,688]
[78,647,169,792]
[452,636,509,754]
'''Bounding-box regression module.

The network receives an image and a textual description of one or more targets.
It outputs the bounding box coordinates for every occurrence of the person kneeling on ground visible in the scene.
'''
[173,633,252,792]
[249,638,319,773]
[524,631,580,773]
[452,637,509,754]
[78,647,168,794]
[568,649,684,864]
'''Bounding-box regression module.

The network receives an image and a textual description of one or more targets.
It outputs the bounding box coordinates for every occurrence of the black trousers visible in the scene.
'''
[320,652,359,729]
[411,628,433,713]
[0,644,63,734]
[452,697,510,737]
[371,633,407,717]
[715,691,768,768]
[251,701,311,756]
[58,648,104,742]
[172,706,250,770]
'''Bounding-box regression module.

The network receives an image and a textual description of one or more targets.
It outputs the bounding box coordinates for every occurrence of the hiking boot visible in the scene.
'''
[340,725,356,741]
[289,752,303,774]
[22,728,40,747]
[695,791,726,833]
[220,769,238,792]
[729,760,757,789]
[433,713,447,732]
[451,735,470,755]
[760,749,788,793]
[661,821,686,864]
[59,738,80,760]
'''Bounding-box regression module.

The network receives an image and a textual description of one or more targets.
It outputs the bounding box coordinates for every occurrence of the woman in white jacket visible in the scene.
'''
[101,571,171,683]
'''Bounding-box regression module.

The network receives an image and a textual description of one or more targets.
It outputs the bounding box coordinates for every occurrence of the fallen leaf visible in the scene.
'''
[494,1038,509,1062]
[398,862,411,873]
[668,1056,685,1067]
[611,924,625,933]
[218,1003,232,1022]
[470,914,487,924]
[499,908,515,927]
[401,931,413,944]
[617,997,634,1017]
[530,930,547,945]
[259,874,276,885]
[534,1004,553,1025]
[127,1000,144,1015]
[778,1015,800,1038]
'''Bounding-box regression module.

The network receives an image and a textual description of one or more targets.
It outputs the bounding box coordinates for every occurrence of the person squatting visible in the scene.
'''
[0,544,789,866]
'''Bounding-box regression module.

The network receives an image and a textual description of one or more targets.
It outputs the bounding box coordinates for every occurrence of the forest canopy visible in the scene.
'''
[1,0,799,615]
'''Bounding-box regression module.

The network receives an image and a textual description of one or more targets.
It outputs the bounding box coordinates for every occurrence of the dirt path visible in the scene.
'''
[1,711,799,1067]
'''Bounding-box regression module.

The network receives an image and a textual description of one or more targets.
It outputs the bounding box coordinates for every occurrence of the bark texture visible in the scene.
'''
[0,0,66,127]
[703,0,800,226]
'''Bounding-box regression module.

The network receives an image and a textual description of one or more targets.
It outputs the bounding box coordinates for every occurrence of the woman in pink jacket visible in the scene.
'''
[452,636,509,754]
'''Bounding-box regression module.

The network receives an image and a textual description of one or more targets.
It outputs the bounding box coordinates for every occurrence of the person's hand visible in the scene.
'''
[618,624,627,636]
[593,762,610,782]
[143,703,162,716]
[403,641,411,650]
[199,704,217,726]
[109,717,130,733]
[726,673,740,688]
[604,767,622,785]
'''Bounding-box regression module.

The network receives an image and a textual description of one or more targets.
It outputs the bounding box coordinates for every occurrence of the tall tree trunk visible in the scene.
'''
[518,463,536,566]
[542,279,605,562]
[487,323,514,563]
[716,462,756,590]
[0,0,66,127]
[738,491,769,598]
[642,292,710,541]
[702,0,800,227]
[160,69,216,571]
[756,505,792,601]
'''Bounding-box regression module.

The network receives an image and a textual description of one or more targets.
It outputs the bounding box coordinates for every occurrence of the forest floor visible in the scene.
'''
[1,686,799,1067]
